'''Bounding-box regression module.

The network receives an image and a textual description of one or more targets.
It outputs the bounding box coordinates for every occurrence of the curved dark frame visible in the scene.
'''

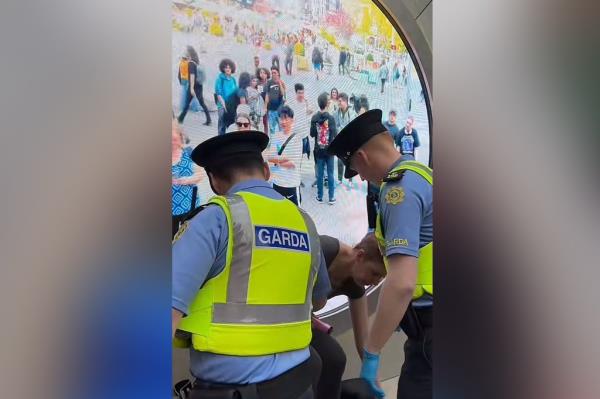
[374,0,433,168]
[320,0,433,335]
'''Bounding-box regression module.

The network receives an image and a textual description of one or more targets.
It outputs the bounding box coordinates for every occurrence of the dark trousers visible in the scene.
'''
[302,137,310,159]
[310,329,346,399]
[316,156,335,201]
[340,379,376,399]
[285,57,293,75]
[397,307,432,399]
[381,79,386,93]
[337,157,344,182]
[178,84,211,124]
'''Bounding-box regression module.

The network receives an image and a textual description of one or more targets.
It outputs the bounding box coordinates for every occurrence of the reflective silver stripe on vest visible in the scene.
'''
[213,303,309,324]
[225,194,254,304]
[298,208,321,303]
[213,195,319,325]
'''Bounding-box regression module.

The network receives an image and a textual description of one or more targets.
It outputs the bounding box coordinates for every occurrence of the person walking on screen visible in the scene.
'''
[266,106,303,205]
[310,93,337,205]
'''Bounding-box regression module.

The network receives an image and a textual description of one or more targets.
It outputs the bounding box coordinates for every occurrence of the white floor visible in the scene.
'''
[381,376,399,397]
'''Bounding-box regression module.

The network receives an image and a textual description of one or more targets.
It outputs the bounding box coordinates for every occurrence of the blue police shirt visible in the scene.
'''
[378,158,433,258]
[172,179,331,384]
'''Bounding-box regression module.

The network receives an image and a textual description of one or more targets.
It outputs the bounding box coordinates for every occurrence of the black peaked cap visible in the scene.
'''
[327,109,387,178]
[191,131,269,169]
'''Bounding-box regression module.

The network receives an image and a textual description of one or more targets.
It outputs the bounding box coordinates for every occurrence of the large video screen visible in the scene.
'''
[172,0,430,312]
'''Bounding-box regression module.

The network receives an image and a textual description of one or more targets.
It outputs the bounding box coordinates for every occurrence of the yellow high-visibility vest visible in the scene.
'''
[174,192,320,356]
[375,160,433,299]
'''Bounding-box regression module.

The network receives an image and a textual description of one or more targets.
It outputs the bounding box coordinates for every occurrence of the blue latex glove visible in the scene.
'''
[360,349,385,398]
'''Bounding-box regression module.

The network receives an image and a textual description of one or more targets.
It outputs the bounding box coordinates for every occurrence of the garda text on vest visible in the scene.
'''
[255,226,310,252]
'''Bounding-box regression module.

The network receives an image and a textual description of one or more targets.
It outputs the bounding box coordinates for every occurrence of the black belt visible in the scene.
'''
[190,356,313,399]
[400,298,433,339]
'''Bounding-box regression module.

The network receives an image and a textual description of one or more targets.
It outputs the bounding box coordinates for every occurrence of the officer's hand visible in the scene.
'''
[360,349,385,398]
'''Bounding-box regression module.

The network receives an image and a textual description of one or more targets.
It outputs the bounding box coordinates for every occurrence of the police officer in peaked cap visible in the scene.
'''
[172,131,331,399]
[328,110,433,399]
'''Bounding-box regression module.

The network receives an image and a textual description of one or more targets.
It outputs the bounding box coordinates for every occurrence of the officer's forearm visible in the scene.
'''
[365,255,417,353]
[349,296,369,359]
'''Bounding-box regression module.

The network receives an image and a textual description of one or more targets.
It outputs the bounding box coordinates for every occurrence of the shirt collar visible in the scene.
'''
[227,179,271,194]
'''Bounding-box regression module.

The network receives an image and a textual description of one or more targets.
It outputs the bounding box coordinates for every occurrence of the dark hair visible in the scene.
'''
[238,72,251,90]
[317,92,329,111]
[186,45,199,64]
[256,67,270,81]
[330,87,339,98]
[359,95,369,111]
[219,58,236,74]
[270,66,280,75]
[389,109,397,116]
[339,92,349,102]
[294,83,304,92]
[354,233,383,266]
[209,156,264,183]
[278,105,294,119]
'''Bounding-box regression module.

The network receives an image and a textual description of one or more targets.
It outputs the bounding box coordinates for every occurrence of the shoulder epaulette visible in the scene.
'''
[173,204,211,244]
[181,204,209,223]
[383,169,405,183]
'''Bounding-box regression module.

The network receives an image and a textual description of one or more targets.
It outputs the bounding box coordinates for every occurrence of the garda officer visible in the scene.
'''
[172,131,332,399]
[327,110,433,399]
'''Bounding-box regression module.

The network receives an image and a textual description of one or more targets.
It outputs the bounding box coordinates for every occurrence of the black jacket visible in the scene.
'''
[310,111,337,158]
